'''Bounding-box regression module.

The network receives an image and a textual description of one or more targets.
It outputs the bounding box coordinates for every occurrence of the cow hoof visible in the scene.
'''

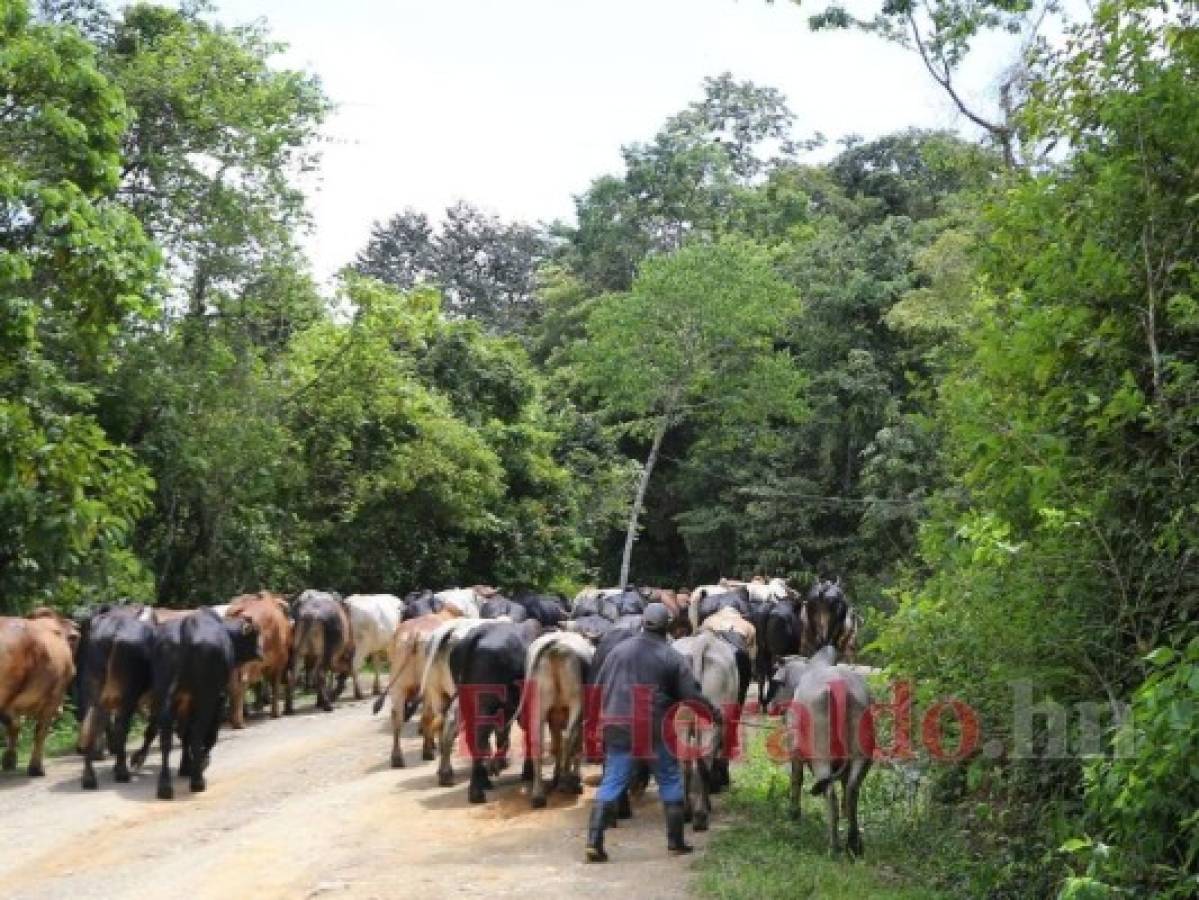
[114,768,130,784]
[157,783,174,801]
[468,786,486,804]
[847,833,863,858]
[82,772,99,790]
[530,794,547,809]
[585,847,609,864]
[438,772,455,787]
[190,777,206,794]
[1,750,16,771]
[391,755,406,769]
[693,816,709,833]
[26,763,44,777]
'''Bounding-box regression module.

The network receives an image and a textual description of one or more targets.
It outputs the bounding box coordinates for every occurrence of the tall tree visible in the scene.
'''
[801,0,1062,167]
[354,201,550,335]
[0,0,158,609]
[573,238,803,586]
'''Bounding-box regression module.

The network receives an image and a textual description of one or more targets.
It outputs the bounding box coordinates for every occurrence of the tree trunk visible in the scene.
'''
[618,416,670,588]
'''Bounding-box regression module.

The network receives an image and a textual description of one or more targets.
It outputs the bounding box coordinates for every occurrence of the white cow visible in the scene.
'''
[345,594,406,699]
[434,588,481,619]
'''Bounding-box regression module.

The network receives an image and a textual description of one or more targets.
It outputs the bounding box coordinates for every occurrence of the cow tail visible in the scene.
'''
[290,616,312,679]
[514,639,555,726]
[419,627,455,698]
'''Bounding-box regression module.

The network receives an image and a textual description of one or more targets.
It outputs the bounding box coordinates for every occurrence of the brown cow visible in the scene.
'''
[373,608,460,768]
[225,592,293,728]
[0,609,79,776]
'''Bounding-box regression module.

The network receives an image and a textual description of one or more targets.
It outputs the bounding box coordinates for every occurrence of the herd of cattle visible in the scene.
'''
[0,577,868,851]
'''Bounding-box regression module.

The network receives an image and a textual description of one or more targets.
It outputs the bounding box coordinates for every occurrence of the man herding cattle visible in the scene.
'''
[585,602,722,863]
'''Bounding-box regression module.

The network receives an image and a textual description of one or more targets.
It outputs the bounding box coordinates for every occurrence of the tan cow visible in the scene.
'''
[0,609,79,776]
[519,631,594,808]
[375,608,459,769]
[225,592,293,727]
[700,606,758,661]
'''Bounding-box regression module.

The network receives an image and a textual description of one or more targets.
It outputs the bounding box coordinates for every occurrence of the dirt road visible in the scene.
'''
[0,698,711,899]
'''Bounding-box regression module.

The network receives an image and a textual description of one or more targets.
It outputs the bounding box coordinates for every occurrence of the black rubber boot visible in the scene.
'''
[585,801,610,863]
[664,801,693,855]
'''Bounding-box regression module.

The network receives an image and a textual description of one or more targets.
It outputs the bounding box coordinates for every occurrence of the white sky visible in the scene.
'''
[207,0,1014,280]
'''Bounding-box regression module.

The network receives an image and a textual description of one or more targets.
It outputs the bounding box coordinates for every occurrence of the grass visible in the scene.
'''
[694,733,986,900]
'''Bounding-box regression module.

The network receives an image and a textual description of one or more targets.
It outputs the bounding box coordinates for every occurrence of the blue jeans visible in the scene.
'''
[596,744,683,804]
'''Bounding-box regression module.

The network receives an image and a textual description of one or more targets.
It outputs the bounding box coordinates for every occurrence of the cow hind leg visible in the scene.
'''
[351,647,366,701]
[27,707,54,776]
[529,719,547,808]
[111,696,140,783]
[80,706,106,789]
[693,757,713,832]
[845,758,870,858]
[390,698,406,768]
[436,701,457,786]
[371,653,383,696]
[1,715,18,771]
[130,711,159,772]
[156,711,175,800]
[419,704,435,763]
[825,782,842,856]
[228,672,246,730]
[189,705,219,793]
[468,726,493,804]
[789,758,804,820]
[683,759,694,824]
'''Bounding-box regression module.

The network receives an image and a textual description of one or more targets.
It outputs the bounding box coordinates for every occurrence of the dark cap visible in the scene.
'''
[643,602,672,633]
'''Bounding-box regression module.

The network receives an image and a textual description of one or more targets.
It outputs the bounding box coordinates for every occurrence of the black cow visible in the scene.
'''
[691,586,752,629]
[147,609,261,800]
[756,600,805,704]
[573,594,620,622]
[402,589,443,620]
[512,592,568,628]
[806,580,849,651]
[286,590,354,713]
[611,589,646,617]
[568,614,617,643]
[76,607,156,789]
[449,622,533,804]
[479,596,529,623]
[70,603,147,747]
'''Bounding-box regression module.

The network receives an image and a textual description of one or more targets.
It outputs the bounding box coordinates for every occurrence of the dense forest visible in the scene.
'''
[2,0,1196,895]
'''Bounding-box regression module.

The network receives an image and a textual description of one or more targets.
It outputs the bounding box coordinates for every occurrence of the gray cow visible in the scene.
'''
[769,646,873,856]
[672,631,740,832]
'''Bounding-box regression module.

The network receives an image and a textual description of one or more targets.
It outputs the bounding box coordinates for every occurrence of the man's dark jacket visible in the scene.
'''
[594,631,716,752]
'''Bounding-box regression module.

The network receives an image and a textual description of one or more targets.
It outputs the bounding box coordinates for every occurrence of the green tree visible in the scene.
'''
[573,238,803,586]
[0,0,158,609]
[355,201,551,335]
